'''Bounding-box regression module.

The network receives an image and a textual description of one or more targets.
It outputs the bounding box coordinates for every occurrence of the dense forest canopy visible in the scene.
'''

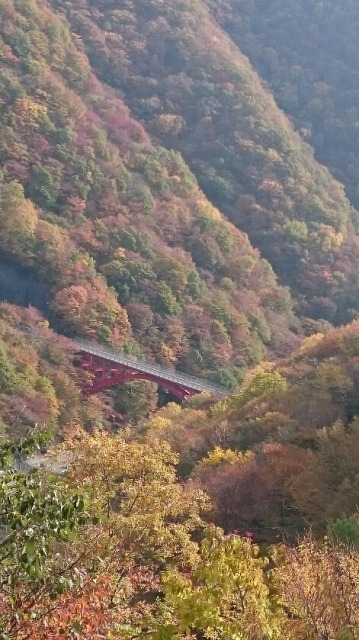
[0,0,310,391]
[53,0,359,324]
[1,0,359,636]
[204,0,359,213]
[2,318,359,638]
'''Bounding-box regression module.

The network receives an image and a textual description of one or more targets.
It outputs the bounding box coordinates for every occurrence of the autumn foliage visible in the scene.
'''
[0,0,303,387]
[1,0,359,636]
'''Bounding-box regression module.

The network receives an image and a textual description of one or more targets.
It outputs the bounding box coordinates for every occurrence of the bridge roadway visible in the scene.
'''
[74,339,229,398]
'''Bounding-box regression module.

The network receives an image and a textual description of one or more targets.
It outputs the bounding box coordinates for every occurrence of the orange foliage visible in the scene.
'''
[1,577,116,640]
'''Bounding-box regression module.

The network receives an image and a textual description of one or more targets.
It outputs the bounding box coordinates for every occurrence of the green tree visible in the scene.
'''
[0,433,91,639]
[0,341,20,393]
[141,528,285,640]
[114,379,158,424]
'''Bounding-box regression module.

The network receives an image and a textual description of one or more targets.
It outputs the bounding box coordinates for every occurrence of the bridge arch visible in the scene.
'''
[74,340,228,402]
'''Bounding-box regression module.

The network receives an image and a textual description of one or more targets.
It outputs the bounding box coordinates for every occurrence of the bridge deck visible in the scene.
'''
[74,339,228,397]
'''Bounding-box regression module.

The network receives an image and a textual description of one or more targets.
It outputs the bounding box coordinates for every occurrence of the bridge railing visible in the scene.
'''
[73,339,228,396]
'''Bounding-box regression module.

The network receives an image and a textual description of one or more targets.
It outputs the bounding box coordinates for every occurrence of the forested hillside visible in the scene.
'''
[53,0,359,324]
[205,0,359,212]
[150,320,359,537]
[2,0,359,636]
[0,302,113,439]
[0,0,309,391]
[2,0,359,450]
[2,321,359,638]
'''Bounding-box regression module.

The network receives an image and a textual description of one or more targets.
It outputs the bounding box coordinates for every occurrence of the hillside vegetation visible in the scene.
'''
[0,303,116,439]
[2,0,359,457]
[143,320,359,537]
[2,322,359,638]
[205,0,359,213]
[2,1,359,633]
[0,0,305,389]
[54,0,359,324]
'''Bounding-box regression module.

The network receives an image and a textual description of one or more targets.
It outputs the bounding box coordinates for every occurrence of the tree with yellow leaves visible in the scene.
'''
[57,429,209,568]
[275,532,359,639]
[134,528,288,640]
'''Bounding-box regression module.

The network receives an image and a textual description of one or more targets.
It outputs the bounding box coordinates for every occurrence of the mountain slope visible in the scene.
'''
[52,0,359,324]
[204,0,359,214]
[0,0,301,387]
[0,303,82,438]
[148,319,359,534]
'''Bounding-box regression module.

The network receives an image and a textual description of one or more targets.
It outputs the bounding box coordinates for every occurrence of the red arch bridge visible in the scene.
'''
[74,340,229,401]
